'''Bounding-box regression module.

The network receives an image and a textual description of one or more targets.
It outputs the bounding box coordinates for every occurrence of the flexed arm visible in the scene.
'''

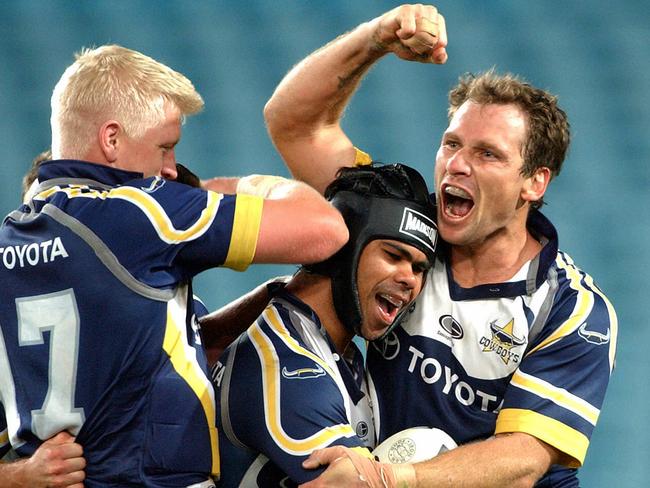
[202,174,348,265]
[264,4,447,193]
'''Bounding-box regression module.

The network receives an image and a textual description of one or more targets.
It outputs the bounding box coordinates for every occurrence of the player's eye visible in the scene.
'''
[385,250,401,261]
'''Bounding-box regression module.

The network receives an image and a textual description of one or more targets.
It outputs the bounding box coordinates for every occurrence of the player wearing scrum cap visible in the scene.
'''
[211,163,437,486]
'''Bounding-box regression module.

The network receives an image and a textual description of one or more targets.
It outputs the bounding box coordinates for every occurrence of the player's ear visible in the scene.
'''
[98,120,122,164]
[521,166,550,204]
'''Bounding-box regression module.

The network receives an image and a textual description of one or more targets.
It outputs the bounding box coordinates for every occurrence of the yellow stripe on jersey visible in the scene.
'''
[583,272,618,373]
[510,370,600,426]
[223,193,263,271]
[351,446,375,459]
[34,184,97,201]
[0,428,8,446]
[35,186,61,200]
[108,186,220,244]
[37,184,221,244]
[495,408,587,467]
[526,254,595,355]
[247,309,355,455]
[163,294,220,477]
[354,147,372,167]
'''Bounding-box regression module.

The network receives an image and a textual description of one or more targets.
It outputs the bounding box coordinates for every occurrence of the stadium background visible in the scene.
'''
[1,1,647,484]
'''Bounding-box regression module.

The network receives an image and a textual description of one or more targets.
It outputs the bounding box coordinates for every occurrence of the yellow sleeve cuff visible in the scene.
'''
[223,193,263,271]
[495,408,587,468]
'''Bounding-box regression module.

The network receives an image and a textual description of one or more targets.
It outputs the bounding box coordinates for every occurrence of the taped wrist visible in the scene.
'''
[236,175,289,198]
[343,448,398,488]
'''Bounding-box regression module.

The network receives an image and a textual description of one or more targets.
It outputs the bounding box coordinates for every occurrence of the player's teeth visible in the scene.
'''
[380,294,402,308]
[445,186,470,199]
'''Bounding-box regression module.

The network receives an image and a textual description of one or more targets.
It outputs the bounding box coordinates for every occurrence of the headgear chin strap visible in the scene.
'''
[307,163,438,338]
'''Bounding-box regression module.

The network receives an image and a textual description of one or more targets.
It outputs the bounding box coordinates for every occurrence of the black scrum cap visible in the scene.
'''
[307,163,438,337]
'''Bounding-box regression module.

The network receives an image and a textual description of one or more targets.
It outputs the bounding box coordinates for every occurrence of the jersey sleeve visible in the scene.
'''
[217,306,365,484]
[46,178,263,287]
[495,253,618,466]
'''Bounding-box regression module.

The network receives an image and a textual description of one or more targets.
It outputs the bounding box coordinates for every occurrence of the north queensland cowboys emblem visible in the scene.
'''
[399,208,438,253]
[480,319,526,365]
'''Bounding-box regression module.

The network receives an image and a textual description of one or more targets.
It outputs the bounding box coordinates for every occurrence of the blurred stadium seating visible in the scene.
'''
[1,1,647,484]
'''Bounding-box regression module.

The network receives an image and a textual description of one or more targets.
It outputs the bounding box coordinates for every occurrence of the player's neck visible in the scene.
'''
[289,273,353,354]
[450,228,542,288]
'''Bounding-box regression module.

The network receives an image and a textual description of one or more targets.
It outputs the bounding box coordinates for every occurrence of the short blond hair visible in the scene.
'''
[51,44,204,158]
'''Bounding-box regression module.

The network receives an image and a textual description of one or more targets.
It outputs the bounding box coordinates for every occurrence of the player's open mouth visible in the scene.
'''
[376,293,405,324]
[442,185,474,218]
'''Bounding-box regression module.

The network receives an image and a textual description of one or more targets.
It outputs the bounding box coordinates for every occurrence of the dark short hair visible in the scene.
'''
[22,149,52,201]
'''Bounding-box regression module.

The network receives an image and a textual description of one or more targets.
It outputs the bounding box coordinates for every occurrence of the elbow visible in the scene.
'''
[507,477,536,488]
[262,97,275,127]
[306,212,349,264]
[512,475,543,488]
[328,217,350,255]
[263,93,316,144]
[263,96,285,142]
[509,456,554,488]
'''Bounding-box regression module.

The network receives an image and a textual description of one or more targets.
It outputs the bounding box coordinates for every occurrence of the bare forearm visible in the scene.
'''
[0,455,84,488]
[301,433,560,487]
[265,4,447,137]
[410,434,558,488]
[0,419,85,487]
[265,20,384,139]
[264,21,382,193]
[203,174,321,200]
[0,459,30,487]
[264,5,447,194]
[200,280,276,363]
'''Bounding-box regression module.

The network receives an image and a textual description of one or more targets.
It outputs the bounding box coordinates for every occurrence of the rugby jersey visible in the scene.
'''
[0,159,262,487]
[367,209,617,486]
[213,287,374,487]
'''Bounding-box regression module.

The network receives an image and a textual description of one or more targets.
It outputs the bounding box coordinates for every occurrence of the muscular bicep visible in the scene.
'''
[253,194,347,265]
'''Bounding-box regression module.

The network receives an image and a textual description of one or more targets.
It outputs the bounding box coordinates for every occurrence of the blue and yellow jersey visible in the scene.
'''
[367,209,617,487]
[0,159,262,487]
[213,289,374,487]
